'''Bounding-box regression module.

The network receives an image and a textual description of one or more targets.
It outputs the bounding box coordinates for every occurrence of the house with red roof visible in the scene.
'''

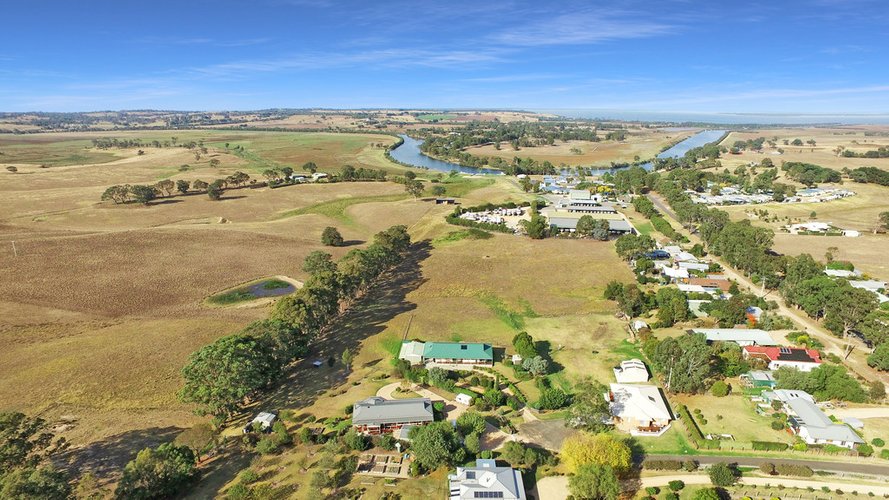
[742,346,821,372]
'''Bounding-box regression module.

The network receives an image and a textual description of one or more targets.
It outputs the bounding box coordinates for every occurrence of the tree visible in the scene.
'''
[569,464,620,500]
[176,180,190,194]
[576,215,597,238]
[343,429,368,451]
[0,412,66,471]
[708,462,738,487]
[521,212,550,239]
[206,183,222,200]
[341,348,353,369]
[653,333,713,394]
[464,433,480,455]
[655,287,689,327]
[560,433,632,475]
[178,335,281,416]
[512,331,538,358]
[302,162,317,174]
[567,378,613,432]
[5,166,17,173]
[154,179,175,197]
[868,343,889,371]
[0,467,70,500]
[824,286,879,337]
[456,411,486,436]
[321,226,344,247]
[192,179,208,192]
[537,387,569,410]
[522,355,549,376]
[431,185,447,196]
[303,251,337,276]
[209,158,220,168]
[130,185,157,205]
[115,443,197,499]
[101,185,131,204]
[880,211,889,230]
[405,179,424,197]
[408,422,463,471]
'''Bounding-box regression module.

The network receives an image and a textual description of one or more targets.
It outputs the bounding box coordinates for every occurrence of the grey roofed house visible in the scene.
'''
[786,398,864,446]
[352,397,434,427]
[547,216,634,234]
[449,459,526,500]
[690,328,777,346]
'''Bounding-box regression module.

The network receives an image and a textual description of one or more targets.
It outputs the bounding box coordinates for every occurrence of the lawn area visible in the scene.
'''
[276,193,409,223]
[673,392,795,448]
[636,426,697,455]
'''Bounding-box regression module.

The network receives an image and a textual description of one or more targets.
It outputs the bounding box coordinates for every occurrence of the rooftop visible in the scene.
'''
[608,383,671,421]
[352,397,434,426]
[423,342,493,361]
[690,328,777,346]
[744,346,821,364]
[787,398,864,444]
[449,459,526,500]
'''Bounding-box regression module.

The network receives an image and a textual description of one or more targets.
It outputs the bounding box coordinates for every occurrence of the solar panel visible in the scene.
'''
[474,493,504,498]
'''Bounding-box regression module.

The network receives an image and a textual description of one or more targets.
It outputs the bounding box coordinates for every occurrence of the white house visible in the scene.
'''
[605,384,672,436]
[824,269,862,279]
[311,172,329,181]
[448,459,526,500]
[613,359,650,383]
[761,389,815,408]
[786,398,864,449]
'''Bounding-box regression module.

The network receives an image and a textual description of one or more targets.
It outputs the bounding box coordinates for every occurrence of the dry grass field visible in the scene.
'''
[720,181,889,277]
[717,126,889,171]
[465,127,694,166]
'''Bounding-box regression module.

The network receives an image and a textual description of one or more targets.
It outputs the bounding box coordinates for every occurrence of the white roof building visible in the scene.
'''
[657,262,690,280]
[569,189,592,200]
[678,261,710,272]
[398,341,426,365]
[606,383,672,436]
[449,459,526,500]
[762,389,815,406]
[613,359,650,383]
[824,269,862,278]
[690,328,777,346]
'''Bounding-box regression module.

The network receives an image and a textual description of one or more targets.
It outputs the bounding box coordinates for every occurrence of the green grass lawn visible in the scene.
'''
[634,220,655,237]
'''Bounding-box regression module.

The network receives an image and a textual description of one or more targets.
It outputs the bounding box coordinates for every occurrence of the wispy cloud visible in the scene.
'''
[133,36,271,47]
[462,73,564,83]
[490,9,676,46]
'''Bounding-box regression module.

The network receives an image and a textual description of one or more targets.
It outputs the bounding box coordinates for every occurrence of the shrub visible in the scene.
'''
[677,405,720,449]
[708,462,738,487]
[682,460,698,472]
[665,494,679,500]
[880,449,889,460]
[711,380,730,397]
[775,463,813,477]
[858,443,874,457]
[668,479,685,491]
[770,420,784,430]
[343,429,369,451]
[239,469,259,484]
[872,438,885,447]
[645,487,660,495]
[759,462,775,475]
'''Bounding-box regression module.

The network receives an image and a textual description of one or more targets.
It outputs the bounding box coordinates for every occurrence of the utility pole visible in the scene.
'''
[11,241,16,257]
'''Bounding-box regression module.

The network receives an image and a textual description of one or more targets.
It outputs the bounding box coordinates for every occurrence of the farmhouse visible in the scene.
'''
[743,346,822,372]
[740,370,777,389]
[398,341,494,368]
[690,328,777,347]
[613,359,650,383]
[448,459,526,500]
[605,383,672,436]
[786,398,864,449]
[352,397,434,435]
[849,280,889,303]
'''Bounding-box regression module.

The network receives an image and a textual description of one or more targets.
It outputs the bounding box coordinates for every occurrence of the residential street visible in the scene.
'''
[645,192,889,386]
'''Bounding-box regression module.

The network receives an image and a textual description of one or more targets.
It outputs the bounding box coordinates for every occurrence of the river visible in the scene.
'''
[387,130,726,176]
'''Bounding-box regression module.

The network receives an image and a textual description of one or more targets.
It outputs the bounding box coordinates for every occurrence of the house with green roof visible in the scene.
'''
[398,340,494,369]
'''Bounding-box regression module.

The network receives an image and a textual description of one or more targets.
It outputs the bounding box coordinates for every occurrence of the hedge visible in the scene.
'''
[775,463,813,477]
[677,404,720,450]
[507,382,528,404]
[644,460,683,470]
[752,441,789,451]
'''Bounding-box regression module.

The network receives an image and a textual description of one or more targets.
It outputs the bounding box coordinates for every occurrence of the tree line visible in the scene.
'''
[100,171,253,204]
[178,225,412,418]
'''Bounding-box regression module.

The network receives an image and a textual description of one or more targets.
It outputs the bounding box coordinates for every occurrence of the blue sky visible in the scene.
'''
[2,0,888,114]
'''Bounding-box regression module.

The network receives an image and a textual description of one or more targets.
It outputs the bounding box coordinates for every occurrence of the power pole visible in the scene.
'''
[11,241,16,257]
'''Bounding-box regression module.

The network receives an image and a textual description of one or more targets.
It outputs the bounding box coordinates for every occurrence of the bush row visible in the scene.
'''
[676,404,720,450]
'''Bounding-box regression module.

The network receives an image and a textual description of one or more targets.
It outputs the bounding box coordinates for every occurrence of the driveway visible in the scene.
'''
[826,407,889,420]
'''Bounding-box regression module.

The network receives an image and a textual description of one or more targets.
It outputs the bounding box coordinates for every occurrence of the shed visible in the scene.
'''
[456,393,473,405]
[398,341,426,365]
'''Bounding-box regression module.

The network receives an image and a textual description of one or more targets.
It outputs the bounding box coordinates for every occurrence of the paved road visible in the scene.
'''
[645,454,889,476]
[646,192,888,385]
